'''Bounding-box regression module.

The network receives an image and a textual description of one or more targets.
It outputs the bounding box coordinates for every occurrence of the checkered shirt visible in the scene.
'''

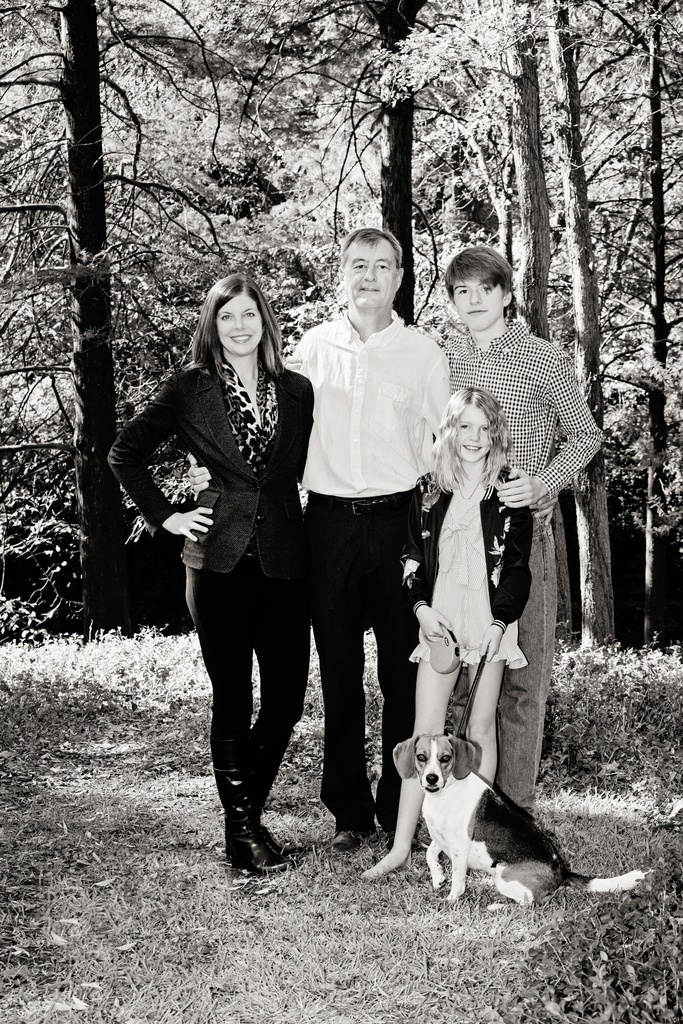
[444,320,602,496]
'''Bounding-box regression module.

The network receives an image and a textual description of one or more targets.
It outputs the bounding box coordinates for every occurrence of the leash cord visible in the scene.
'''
[454,655,487,739]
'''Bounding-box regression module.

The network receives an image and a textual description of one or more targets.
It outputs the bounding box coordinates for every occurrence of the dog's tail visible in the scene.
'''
[565,868,646,893]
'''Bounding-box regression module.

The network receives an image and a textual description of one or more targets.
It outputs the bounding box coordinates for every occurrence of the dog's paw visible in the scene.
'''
[446,882,466,901]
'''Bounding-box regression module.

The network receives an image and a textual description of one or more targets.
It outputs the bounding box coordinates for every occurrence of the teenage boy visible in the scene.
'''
[443,246,601,812]
[291,228,450,851]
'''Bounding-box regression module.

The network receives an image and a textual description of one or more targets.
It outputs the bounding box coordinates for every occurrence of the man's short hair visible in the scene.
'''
[340,227,403,269]
[444,246,513,299]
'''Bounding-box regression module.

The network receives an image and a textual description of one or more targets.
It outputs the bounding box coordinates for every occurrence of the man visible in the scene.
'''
[443,245,602,812]
[290,228,450,851]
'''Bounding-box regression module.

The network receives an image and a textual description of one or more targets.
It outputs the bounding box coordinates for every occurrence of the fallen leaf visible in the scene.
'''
[49,932,68,946]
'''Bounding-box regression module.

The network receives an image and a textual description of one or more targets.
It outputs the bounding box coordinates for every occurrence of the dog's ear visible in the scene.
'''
[393,737,418,779]
[449,737,476,779]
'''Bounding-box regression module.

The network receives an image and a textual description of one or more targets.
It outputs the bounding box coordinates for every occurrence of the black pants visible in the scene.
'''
[305,500,418,834]
[185,558,310,765]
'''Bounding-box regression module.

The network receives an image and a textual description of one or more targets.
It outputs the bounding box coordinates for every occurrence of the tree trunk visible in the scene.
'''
[367,1,427,326]
[503,2,572,627]
[548,0,614,645]
[554,502,573,639]
[644,0,668,645]
[503,0,550,339]
[60,0,132,638]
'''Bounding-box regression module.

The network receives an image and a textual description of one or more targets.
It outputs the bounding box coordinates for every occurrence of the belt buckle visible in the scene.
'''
[351,500,363,515]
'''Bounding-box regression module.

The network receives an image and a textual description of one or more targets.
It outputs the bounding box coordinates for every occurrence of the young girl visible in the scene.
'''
[363,387,533,879]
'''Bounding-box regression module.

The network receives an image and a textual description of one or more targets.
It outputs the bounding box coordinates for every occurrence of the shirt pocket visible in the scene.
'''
[373,381,412,440]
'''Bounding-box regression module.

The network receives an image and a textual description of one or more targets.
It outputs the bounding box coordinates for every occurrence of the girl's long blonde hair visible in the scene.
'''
[431,387,515,492]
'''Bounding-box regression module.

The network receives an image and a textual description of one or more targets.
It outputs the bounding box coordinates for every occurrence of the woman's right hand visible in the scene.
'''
[416,604,454,641]
[162,507,214,543]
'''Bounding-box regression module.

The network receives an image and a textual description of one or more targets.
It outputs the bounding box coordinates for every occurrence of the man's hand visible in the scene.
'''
[416,604,455,641]
[186,453,212,497]
[162,507,213,542]
[533,491,559,525]
[497,468,549,509]
[480,622,504,662]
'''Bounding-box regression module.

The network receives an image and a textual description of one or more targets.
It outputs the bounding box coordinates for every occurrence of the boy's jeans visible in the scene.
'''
[497,516,557,812]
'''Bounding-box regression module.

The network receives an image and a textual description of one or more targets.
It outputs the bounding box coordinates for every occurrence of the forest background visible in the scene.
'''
[1,0,682,650]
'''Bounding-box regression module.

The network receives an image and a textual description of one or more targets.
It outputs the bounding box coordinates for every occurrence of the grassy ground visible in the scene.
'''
[1,632,682,1023]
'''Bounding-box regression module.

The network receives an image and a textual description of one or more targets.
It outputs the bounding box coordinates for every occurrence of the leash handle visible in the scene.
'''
[455,655,487,739]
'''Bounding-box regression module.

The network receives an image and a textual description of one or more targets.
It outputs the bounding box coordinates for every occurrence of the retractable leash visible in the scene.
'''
[454,655,488,739]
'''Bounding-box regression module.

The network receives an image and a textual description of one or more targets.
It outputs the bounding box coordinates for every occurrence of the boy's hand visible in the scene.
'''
[416,604,455,641]
[186,453,212,497]
[533,491,558,525]
[497,468,548,509]
[480,622,504,662]
[162,507,213,543]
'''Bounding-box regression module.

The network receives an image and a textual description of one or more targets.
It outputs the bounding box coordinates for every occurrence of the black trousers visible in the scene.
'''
[305,500,418,834]
[185,558,310,767]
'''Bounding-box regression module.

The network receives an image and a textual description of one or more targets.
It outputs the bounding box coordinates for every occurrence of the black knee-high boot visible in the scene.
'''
[210,737,287,874]
[250,735,308,858]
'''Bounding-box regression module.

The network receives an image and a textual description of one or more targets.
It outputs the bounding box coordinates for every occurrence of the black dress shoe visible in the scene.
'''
[327,828,374,854]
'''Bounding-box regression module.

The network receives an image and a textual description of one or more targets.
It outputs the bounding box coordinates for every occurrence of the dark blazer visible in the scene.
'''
[403,474,533,628]
[108,367,314,578]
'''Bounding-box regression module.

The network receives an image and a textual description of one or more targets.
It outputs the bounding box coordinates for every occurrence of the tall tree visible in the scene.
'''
[548,0,614,643]
[644,0,669,644]
[502,0,550,338]
[60,0,132,637]
[364,1,428,325]
[503,0,573,632]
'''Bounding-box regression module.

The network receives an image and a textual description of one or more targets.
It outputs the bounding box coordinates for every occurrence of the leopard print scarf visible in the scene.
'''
[221,362,279,476]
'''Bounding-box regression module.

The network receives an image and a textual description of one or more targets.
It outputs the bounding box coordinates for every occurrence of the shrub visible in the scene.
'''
[542,642,683,796]
[498,843,683,1023]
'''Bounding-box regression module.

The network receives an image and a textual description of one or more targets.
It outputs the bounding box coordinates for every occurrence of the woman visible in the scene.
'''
[109,273,313,875]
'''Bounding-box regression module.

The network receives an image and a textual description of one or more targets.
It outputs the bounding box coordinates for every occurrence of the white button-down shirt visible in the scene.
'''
[290,314,451,497]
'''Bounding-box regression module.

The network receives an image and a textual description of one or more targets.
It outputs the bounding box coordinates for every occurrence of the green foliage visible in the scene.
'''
[543,642,683,796]
[2,0,683,639]
[0,634,681,1020]
[0,628,208,750]
[498,846,683,1023]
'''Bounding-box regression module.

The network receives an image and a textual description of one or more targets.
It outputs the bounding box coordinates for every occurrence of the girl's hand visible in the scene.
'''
[480,622,504,662]
[416,604,455,641]
[162,507,214,542]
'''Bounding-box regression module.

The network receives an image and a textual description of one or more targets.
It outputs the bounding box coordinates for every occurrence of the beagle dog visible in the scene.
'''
[394,735,645,905]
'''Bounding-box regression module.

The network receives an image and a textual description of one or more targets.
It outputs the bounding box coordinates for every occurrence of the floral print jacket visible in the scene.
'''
[402,473,533,628]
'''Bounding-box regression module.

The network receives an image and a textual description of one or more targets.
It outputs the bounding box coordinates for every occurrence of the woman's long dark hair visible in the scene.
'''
[191,273,285,377]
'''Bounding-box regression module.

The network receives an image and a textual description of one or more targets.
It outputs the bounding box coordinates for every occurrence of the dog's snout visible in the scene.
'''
[425,772,439,786]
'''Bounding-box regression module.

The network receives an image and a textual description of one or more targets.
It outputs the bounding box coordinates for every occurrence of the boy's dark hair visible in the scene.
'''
[444,246,513,299]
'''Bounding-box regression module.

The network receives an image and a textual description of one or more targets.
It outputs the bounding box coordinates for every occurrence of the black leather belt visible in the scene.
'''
[307,490,413,516]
